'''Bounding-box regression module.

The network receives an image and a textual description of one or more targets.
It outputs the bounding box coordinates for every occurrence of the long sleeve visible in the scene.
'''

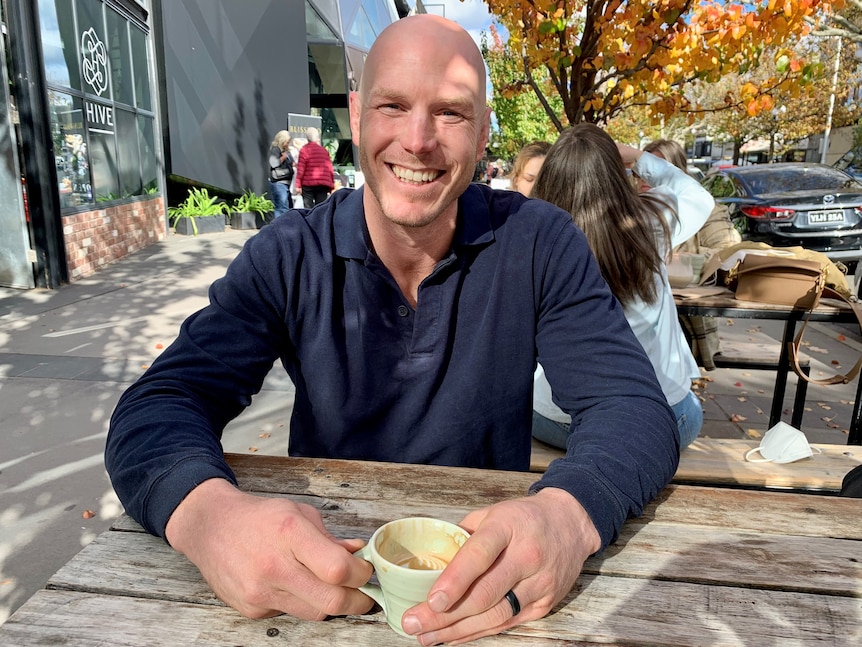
[634,152,714,248]
[529,215,679,550]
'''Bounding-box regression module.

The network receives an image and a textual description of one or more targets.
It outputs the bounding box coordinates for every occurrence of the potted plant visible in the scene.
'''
[168,187,229,235]
[230,190,275,229]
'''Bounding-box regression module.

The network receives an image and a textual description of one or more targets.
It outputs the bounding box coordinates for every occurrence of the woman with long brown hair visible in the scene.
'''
[532,123,714,449]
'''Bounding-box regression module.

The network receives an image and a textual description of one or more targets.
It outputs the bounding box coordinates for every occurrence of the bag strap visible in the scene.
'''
[789,287,862,385]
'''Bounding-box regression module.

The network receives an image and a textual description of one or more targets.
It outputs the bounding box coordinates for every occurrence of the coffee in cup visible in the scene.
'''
[354,517,469,637]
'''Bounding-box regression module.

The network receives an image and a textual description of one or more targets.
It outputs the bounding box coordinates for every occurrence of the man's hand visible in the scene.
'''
[400,487,600,646]
[165,478,375,619]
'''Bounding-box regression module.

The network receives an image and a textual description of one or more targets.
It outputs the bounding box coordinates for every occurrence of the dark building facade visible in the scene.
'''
[2,0,422,290]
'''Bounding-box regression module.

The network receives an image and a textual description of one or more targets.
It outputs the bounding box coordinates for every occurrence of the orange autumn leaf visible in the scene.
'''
[155,343,164,349]
[731,414,747,422]
[837,334,846,342]
[82,510,96,519]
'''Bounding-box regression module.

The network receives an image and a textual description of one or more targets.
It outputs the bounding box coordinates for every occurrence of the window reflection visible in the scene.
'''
[39,0,81,89]
[49,90,93,207]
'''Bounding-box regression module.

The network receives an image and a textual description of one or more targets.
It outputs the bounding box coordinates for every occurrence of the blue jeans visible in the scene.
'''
[269,181,291,218]
[532,390,702,450]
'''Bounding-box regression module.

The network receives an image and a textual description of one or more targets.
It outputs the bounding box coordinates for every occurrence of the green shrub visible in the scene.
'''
[232,189,274,215]
[168,188,230,234]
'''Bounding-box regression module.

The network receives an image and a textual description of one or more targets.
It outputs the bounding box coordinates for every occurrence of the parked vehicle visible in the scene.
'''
[833,146,862,180]
[702,163,862,269]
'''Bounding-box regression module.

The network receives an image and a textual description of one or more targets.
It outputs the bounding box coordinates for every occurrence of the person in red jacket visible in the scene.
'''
[295,127,335,208]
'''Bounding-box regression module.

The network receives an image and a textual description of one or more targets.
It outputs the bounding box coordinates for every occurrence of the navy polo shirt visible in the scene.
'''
[106,184,678,549]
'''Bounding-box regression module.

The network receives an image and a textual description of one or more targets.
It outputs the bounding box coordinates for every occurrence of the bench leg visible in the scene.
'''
[790,366,809,429]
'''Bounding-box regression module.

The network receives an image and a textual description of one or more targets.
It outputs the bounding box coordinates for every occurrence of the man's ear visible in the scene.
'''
[349,92,361,146]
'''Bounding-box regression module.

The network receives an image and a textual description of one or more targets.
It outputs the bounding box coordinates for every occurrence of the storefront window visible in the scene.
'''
[130,26,151,110]
[41,0,160,208]
[106,7,133,106]
[138,115,157,192]
[49,90,93,207]
[89,122,120,201]
[39,0,81,90]
[116,108,141,196]
[76,0,111,99]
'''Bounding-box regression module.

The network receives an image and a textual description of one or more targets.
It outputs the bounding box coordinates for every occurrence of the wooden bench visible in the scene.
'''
[710,340,810,428]
[530,436,860,493]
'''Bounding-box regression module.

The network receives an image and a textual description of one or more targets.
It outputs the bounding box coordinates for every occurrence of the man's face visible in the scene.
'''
[350,34,490,229]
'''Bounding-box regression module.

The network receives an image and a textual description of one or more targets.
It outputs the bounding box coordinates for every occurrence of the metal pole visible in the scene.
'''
[821,36,843,164]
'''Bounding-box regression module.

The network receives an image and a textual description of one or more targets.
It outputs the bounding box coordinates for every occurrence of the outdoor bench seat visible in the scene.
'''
[530,436,860,493]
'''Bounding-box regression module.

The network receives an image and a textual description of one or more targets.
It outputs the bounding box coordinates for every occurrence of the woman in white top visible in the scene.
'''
[531,123,714,449]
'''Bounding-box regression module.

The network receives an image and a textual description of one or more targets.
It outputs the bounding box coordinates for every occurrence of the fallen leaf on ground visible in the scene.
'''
[838,334,846,341]
[140,364,149,370]
[758,389,765,394]
[155,343,164,349]
[724,319,734,326]
[818,403,832,410]
[731,414,747,422]
[82,510,95,519]
[828,422,841,429]
[746,429,762,439]
[831,360,841,366]
[742,372,751,377]
[756,408,764,415]
[259,432,271,439]
[248,446,259,452]
[822,416,835,422]
[734,382,743,387]
[737,396,747,402]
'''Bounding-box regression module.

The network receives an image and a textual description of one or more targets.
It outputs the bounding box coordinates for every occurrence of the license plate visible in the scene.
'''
[808,209,845,224]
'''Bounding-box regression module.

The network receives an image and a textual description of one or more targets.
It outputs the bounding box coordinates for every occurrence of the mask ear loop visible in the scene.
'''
[744,447,771,463]
[744,445,823,463]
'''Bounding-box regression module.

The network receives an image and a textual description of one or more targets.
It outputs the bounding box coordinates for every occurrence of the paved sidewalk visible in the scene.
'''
[1,226,860,624]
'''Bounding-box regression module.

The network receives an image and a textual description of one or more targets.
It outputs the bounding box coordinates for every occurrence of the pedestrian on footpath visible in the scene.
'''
[295,127,334,208]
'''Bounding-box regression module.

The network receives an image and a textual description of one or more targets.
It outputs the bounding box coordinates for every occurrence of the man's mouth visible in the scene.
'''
[390,164,441,184]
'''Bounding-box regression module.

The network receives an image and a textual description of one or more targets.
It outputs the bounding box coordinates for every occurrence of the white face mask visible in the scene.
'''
[745,422,822,464]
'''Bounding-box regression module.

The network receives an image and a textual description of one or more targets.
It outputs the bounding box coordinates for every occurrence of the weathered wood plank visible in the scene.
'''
[223,454,862,539]
[0,590,557,646]
[530,437,861,492]
[7,576,859,647]
[49,500,860,605]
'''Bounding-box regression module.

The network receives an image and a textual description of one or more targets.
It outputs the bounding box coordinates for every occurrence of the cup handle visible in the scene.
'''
[354,545,386,613]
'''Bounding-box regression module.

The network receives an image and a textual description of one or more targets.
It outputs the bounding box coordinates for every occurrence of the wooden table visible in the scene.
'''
[2,454,860,646]
[674,286,862,444]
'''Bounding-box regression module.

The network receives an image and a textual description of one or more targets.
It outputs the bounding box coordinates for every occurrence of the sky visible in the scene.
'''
[423,0,501,49]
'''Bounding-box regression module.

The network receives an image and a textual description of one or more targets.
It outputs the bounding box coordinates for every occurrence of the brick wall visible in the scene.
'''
[62,196,167,280]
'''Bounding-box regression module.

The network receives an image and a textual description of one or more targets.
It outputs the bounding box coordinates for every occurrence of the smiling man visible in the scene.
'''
[106,14,678,647]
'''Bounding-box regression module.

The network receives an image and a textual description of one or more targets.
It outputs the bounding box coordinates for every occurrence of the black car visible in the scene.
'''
[702,163,862,267]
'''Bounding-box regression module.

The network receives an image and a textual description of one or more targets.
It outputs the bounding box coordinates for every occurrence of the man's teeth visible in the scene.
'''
[393,166,437,183]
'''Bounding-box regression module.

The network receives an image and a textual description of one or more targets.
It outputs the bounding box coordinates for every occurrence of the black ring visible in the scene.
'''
[504,589,521,617]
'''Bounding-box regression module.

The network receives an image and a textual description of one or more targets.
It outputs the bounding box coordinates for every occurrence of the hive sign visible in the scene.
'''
[81,27,114,136]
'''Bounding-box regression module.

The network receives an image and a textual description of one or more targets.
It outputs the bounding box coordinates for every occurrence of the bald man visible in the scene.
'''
[106,15,677,645]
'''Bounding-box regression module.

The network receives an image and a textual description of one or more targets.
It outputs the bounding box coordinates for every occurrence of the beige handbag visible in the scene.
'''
[731,255,825,309]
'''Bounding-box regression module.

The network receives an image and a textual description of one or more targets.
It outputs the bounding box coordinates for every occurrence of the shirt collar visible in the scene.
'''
[333,185,496,261]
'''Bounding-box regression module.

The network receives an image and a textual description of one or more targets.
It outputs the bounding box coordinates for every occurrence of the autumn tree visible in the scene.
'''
[479,0,841,129]
[692,35,860,162]
[484,26,562,158]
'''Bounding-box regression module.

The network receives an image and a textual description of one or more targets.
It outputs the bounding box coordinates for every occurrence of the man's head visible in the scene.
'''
[350,15,491,229]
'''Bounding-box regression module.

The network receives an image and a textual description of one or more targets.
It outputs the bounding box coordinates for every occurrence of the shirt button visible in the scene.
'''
[397,305,410,317]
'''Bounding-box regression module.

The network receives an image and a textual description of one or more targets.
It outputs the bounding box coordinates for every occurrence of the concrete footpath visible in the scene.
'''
[1,226,860,624]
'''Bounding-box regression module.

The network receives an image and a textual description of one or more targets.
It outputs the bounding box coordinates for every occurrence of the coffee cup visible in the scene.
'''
[354,517,470,637]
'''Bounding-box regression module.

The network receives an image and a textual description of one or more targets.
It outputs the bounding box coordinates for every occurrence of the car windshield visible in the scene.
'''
[740,166,862,195]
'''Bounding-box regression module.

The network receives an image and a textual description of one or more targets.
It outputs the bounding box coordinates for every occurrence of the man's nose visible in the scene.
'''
[400,113,438,155]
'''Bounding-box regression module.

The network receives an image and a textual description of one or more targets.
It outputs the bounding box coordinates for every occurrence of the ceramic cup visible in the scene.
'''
[354,517,470,637]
